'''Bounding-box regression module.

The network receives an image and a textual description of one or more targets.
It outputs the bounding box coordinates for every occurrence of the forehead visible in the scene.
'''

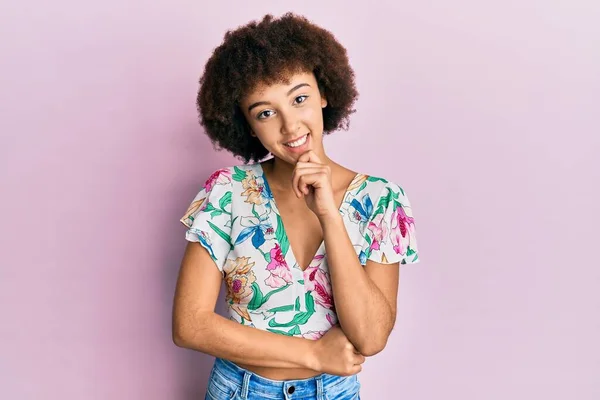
[243,70,317,100]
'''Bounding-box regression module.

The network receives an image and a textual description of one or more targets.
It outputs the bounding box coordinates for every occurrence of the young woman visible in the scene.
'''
[172,12,419,400]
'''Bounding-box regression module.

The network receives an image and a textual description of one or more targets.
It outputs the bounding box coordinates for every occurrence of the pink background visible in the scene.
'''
[1,1,599,399]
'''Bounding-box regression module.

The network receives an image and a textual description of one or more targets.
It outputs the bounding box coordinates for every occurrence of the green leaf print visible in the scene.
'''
[372,206,384,219]
[377,189,393,211]
[305,291,315,313]
[372,188,396,219]
[357,181,367,194]
[297,280,304,285]
[207,220,232,245]
[204,202,216,213]
[247,282,265,311]
[406,246,416,256]
[232,166,247,182]
[261,284,291,304]
[266,328,293,336]
[210,210,223,218]
[268,311,313,328]
[267,304,295,313]
[287,326,301,336]
[267,326,301,336]
[294,296,300,311]
[364,233,372,245]
[267,292,316,328]
[247,282,290,311]
[219,191,232,210]
[251,205,260,219]
[275,214,290,257]
[367,177,388,183]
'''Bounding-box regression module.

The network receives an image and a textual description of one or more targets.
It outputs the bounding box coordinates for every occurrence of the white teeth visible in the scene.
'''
[285,134,308,148]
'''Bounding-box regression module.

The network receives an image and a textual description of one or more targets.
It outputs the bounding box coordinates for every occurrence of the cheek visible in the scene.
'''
[296,106,323,130]
[252,126,280,149]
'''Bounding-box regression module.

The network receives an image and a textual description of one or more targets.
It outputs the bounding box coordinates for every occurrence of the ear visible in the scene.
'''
[321,96,328,108]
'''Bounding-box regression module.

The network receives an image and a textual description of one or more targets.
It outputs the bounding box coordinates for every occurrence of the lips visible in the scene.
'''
[284,133,309,146]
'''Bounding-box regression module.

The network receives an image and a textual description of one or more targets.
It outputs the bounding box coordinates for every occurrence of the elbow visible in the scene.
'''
[172,323,189,348]
[341,321,392,356]
[172,309,212,349]
[356,338,387,357]
[172,313,196,348]
[353,326,391,356]
[172,330,186,348]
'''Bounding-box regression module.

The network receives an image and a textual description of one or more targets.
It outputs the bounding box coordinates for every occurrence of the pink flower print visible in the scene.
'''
[304,258,334,310]
[391,205,415,255]
[367,213,388,252]
[302,330,327,340]
[264,244,293,288]
[203,168,232,192]
[326,312,337,326]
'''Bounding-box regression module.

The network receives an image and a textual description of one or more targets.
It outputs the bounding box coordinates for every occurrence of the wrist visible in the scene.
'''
[317,210,343,227]
[301,338,322,372]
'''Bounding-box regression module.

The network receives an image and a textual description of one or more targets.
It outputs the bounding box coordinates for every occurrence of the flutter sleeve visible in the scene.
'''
[363,182,419,265]
[180,168,234,272]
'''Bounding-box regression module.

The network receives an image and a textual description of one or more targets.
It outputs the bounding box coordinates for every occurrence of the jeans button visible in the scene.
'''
[287,386,295,394]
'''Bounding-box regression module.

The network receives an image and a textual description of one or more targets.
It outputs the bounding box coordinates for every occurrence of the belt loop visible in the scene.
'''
[240,371,251,399]
[316,375,324,400]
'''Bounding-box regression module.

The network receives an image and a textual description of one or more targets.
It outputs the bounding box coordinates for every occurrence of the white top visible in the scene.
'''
[180,163,419,339]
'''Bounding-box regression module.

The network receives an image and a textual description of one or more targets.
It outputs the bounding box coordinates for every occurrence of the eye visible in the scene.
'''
[257,110,274,120]
[294,95,309,104]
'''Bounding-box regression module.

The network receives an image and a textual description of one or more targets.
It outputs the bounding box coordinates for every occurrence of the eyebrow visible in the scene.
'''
[247,83,311,113]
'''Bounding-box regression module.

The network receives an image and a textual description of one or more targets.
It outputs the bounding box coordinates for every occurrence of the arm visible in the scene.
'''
[172,242,319,370]
[320,213,399,356]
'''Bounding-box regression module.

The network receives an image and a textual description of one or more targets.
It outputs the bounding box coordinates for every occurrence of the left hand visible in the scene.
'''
[292,151,337,219]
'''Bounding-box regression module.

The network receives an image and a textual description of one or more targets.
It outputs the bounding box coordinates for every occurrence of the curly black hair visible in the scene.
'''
[196,12,359,163]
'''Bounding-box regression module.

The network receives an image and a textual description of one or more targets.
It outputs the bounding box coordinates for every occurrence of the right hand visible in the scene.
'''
[311,324,366,376]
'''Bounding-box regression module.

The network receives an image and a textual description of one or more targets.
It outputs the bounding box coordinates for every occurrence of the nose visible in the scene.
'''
[280,110,301,136]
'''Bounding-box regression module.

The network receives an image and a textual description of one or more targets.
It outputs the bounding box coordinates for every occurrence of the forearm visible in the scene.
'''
[321,214,395,355]
[173,309,320,370]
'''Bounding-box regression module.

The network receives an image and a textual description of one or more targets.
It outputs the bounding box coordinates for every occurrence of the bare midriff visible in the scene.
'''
[234,362,321,380]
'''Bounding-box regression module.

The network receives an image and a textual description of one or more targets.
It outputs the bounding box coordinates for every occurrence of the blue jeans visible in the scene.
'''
[205,358,361,400]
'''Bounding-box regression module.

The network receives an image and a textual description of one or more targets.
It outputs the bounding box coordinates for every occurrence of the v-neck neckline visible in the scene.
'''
[256,161,361,272]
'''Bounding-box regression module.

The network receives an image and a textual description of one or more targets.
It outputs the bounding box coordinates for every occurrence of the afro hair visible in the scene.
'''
[196,12,359,163]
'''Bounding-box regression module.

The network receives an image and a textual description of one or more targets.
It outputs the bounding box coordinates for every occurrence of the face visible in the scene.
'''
[240,71,328,165]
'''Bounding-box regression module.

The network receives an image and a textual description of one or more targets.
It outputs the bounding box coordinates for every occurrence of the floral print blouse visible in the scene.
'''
[180,163,419,340]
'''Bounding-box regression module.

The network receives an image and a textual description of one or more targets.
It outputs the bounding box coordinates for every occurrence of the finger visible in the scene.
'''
[298,173,319,196]
[294,164,326,175]
[354,353,366,364]
[297,151,312,163]
[297,150,322,164]
[298,171,329,195]
[292,168,320,197]
[350,364,363,375]
[292,168,326,196]
[295,161,323,169]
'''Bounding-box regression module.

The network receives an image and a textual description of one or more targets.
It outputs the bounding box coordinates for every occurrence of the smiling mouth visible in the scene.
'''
[283,133,309,148]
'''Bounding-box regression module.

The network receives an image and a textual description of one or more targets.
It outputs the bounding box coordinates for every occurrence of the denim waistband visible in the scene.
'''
[211,357,358,399]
